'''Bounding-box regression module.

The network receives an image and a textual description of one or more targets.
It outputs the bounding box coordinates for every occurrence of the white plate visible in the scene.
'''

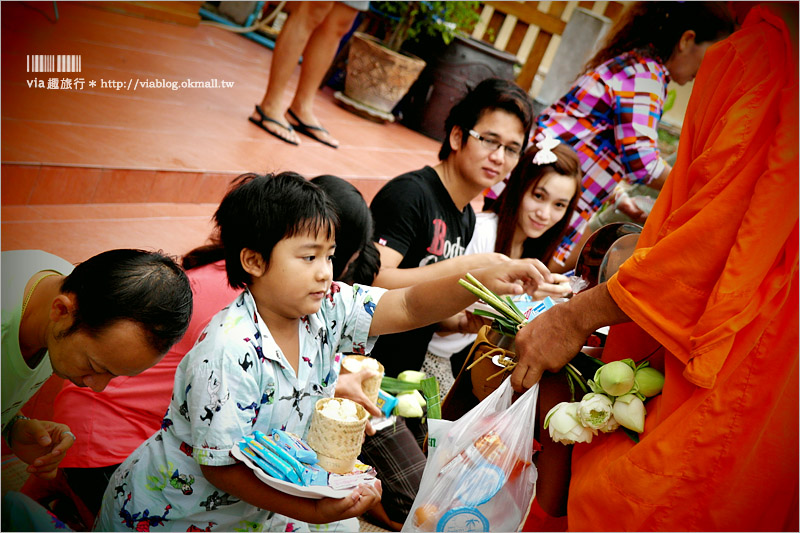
[231,444,351,499]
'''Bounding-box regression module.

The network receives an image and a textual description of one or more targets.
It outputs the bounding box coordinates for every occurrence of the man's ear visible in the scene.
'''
[449,125,464,154]
[49,294,76,324]
[678,29,696,52]
[240,248,267,278]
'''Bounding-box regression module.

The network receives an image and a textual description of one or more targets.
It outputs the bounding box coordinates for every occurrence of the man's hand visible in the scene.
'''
[335,370,383,435]
[511,283,631,392]
[510,304,589,392]
[9,419,75,479]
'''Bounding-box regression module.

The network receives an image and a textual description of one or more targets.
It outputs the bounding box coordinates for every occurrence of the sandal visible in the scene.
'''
[286,109,338,149]
[248,105,298,146]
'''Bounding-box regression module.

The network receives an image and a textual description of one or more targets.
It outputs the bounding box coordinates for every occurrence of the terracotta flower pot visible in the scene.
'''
[344,32,426,114]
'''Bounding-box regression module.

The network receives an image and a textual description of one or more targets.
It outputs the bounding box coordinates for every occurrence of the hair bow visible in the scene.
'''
[532,134,560,165]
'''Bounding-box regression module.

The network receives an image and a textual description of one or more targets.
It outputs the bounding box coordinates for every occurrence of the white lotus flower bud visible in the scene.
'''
[577,393,613,431]
[544,402,595,445]
[612,394,646,433]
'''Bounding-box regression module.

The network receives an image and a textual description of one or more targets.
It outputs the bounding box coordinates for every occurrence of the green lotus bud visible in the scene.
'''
[396,392,424,418]
[398,389,426,408]
[612,394,646,433]
[594,361,635,397]
[397,370,427,384]
[635,367,665,397]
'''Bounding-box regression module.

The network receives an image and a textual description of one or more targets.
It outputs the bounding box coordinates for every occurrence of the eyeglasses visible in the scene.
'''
[468,130,522,159]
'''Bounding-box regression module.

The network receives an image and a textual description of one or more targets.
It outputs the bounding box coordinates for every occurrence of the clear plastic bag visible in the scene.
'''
[402,380,539,532]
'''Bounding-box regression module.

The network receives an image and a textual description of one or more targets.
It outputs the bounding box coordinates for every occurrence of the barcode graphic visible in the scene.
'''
[27,55,81,73]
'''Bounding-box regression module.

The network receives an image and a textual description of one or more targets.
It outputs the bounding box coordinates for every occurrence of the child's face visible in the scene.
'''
[516,171,576,240]
[254,230,336,321]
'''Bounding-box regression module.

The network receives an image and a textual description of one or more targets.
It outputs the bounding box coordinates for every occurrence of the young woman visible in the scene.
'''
[527,2,735,270]
[424,138,582,394]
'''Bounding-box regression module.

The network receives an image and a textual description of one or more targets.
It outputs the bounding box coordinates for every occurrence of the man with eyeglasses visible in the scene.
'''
[361,78,542,529]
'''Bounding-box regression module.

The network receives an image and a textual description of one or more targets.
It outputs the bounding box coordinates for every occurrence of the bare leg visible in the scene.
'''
[287,2,358,148]
[251,1,335,144]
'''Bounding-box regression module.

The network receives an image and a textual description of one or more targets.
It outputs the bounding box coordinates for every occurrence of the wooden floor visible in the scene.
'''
[1,1,442,262]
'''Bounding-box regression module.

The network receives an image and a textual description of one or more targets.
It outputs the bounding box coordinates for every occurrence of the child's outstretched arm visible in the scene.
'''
[368,258,551,336]
[200,463,381,524]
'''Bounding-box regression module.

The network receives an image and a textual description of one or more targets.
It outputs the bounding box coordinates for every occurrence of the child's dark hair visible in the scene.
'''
[60,249,193,354]
[182,173,380,283]
[490,143,581,264]
[585,2,735,71]
[212,172,339,289]
[438,78,533,161]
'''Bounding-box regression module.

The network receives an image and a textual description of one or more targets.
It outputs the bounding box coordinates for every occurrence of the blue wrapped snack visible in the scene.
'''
[376,389,398,417]
[244,436,302,485]
[254,431,325,486]
[271,429,318,464]
[238,442,287,482]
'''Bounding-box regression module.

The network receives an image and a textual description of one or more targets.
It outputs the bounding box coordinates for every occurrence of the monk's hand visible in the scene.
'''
[10,418,75,480]
[511,303,590,392]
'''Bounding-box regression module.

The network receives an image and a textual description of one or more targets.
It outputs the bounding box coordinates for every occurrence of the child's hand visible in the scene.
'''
[313,480,382,523]
[334,371,383,436]
[473,258,552,297]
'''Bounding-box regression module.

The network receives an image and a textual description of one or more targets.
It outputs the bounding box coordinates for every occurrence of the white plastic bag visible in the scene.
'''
[403,380,539,532]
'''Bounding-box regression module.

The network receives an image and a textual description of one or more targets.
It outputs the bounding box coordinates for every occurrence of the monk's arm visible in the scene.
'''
[510,282,632,392]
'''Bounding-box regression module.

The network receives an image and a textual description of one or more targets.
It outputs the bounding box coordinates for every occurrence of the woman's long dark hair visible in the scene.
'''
[490,143,581,264]
[585,1,735,72]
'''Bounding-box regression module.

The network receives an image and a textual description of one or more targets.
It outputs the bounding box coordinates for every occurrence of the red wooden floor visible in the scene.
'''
[1,1,442,262]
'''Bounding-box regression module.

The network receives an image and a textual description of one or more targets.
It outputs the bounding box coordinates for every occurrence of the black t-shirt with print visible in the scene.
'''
[369,166,476,378]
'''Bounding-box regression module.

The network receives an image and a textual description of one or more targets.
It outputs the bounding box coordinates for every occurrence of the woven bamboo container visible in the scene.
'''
[342,355,384,404]
[306,398,369,474]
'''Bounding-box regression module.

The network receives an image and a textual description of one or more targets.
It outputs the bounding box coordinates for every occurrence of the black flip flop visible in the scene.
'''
[286,109,338,149]
[248,105,298,146]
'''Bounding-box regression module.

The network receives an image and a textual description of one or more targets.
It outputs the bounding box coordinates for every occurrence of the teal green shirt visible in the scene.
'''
[2,250,74,430]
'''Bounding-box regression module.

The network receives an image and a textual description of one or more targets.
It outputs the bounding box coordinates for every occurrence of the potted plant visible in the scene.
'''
[341,1,481,118]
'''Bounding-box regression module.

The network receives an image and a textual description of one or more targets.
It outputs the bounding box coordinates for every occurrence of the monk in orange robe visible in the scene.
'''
[512,4,798,530]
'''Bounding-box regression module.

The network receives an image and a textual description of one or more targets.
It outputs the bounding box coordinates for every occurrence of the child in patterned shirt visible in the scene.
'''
[96,172,551,532]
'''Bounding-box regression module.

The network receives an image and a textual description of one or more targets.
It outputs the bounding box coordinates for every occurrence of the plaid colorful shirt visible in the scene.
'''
[537,51,669,265]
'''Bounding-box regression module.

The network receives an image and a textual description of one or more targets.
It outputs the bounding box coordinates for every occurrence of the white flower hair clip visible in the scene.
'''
[532,134,560,165]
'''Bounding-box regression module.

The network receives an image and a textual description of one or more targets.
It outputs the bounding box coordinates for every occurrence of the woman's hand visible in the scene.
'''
[473,258,551,297]
[313,480,382,523]
[532,273,572,300]
[9,418,75,479]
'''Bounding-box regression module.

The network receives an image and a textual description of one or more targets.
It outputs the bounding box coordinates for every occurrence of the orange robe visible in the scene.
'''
[566,7,799,531]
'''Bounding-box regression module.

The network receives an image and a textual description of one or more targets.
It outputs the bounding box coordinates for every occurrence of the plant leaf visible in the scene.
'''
[622,427,640,443]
